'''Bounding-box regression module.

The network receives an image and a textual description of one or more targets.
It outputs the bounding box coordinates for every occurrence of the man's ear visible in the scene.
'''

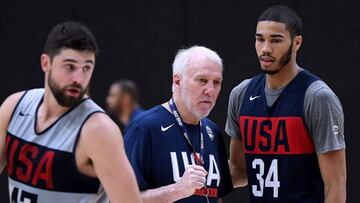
[41,53,51,73]
[294,35,303,51]
[173,74,181,88]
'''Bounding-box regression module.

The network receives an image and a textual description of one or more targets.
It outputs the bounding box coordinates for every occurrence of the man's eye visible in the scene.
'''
[199,79,207,84]
[65,64,75,70]
[272,39,282,43]
[83,66,92,72]
[256,37,264,42]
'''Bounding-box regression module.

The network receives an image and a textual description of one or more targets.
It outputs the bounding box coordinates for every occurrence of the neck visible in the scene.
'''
[266,61,301,90]
[172,95,199,125]
[40,89,71,122]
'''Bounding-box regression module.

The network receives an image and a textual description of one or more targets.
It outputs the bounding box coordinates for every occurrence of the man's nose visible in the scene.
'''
[204,82,216,96]
[261,41,272,55]
[71,68,85,84]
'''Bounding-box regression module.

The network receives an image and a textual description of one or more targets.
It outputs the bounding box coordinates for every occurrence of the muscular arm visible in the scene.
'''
[79,113,141,203]
[318,149,346,203]
[228,138,247,188]
[0,92,24,173]
[304,82,346,202]
[225,81,249,188]
[140,165,207,203]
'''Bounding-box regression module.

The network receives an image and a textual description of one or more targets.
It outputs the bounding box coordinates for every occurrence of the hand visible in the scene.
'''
[176,165,208,198]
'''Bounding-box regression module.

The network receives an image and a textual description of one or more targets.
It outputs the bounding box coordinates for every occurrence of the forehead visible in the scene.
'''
[256,21,290,38]
[110,84,122,93]
[53,48,95,63]
[186,57,222,78]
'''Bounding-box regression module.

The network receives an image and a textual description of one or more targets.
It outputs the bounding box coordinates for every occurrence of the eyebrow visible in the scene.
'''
[255,33,284,38]
[196,74,223,80]
[270,34,284,38]
[63,58,94,64]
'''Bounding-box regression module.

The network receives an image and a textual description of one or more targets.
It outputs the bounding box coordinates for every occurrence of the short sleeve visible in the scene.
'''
[304,81,346,155]
[124,122,152,190]
[225,79,250,139]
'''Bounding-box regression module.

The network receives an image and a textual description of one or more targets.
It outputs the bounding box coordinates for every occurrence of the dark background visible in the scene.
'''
[1,0,359,202]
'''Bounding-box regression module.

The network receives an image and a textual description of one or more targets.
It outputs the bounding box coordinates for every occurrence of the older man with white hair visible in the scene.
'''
[125,46,233,203]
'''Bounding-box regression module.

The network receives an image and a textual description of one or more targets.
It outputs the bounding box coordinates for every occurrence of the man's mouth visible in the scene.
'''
[260,56,275,66]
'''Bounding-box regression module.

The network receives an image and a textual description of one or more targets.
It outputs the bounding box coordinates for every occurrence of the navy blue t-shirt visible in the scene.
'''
[125,105,233,202]
[124,107,145,132]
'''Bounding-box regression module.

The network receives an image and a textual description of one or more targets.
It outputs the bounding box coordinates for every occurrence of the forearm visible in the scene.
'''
[324,183,346,203]
[228,160,248,188]
[228,138,248,188]
[318,150,346,203]
[141,183,186,203]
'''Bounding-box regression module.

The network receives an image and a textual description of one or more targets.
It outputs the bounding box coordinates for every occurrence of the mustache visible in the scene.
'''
[199,97,215,104]
[64,83,84,91]
[259,53,275,60]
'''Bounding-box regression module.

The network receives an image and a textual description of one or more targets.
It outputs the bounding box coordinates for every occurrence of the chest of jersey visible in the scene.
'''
[240,71,319,155]
[150,123,222,198]
[239,71,324,202]
[6,89,104,203]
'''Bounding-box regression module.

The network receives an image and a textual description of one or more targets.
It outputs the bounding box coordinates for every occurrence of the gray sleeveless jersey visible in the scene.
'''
[6,88,109,203]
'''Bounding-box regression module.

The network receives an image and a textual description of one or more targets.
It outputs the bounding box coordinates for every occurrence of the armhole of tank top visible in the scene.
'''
[301,106,312,139]
[72,111,106,153]
[8,91,29,123]
[301,80,321,139]
[239,81,250,114]
[238,80,250,131]
[71,111,106,179]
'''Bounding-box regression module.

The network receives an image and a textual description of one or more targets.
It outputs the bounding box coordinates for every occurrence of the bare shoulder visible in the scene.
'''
[0,91,26,124]
[80,112,123,150]
[1,91,26,172]
[1,91,25,110]
[75,112,123,177]
[82,113,121,137]
[77,113,141,203]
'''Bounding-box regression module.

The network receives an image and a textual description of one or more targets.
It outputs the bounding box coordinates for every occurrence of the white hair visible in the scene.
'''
[172,46,223,76]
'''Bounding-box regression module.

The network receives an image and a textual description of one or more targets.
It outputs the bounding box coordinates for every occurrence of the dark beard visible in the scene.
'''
[261,42,293,75]
[48,72,87,107]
